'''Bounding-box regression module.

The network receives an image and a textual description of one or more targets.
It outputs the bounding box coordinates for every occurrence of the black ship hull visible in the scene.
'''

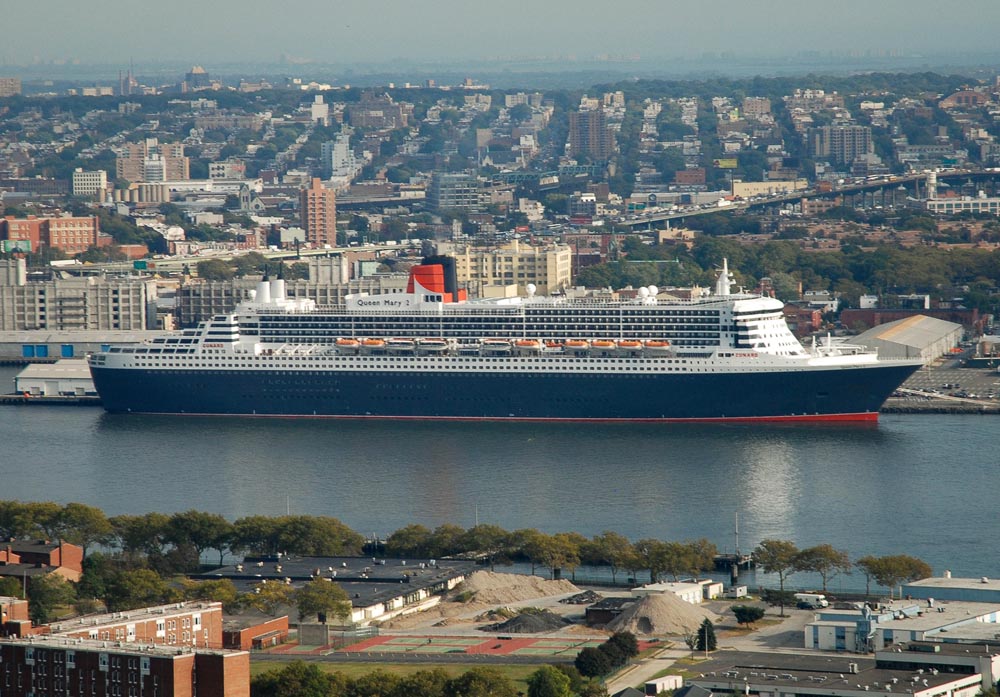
[90,362,920,422]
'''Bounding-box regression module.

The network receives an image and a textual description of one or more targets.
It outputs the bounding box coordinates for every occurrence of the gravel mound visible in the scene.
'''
[561,590,603,605]
[481,610,570,633]
[606,593,719,636]
[453,571,579,605]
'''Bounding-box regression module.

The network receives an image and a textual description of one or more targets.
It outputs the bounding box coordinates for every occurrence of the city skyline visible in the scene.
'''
[6,0,1000,67]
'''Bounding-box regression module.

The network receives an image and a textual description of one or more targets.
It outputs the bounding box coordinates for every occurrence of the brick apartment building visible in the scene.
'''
[0,540,84,582]
[298,178,336,247]
[0,636,249,697]
[1,215,105,255]
[48,602,224,650]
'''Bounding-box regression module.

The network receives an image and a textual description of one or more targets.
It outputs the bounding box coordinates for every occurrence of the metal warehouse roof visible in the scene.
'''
[853,314,962,350]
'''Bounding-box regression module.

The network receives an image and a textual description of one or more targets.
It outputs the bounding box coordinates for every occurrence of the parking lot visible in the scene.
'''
[892,356,1000,406]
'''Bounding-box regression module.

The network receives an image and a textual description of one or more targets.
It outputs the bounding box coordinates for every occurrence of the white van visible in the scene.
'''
[794,593,829,608]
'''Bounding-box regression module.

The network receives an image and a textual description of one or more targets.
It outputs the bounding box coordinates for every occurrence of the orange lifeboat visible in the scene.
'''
[592,340,616,349]
[336,338,360,348]
[618,340,642,349]
[362,338,386,347]
[515,339,540,348]
[644,340,671,348]
[565,339,590,349]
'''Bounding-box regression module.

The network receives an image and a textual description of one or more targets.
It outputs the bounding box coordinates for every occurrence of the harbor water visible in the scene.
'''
[0,367,995,586]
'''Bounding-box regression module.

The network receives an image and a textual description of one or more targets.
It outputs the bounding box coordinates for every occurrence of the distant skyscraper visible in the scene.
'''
[185,65,211,90]
[808,125,873,165]
[568,108,614,161]
[299,178,337,247]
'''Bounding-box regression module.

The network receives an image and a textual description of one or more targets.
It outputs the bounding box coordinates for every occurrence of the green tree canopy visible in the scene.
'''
[527,665,572,697]
[294,578,351,622]
[754,539,800,616]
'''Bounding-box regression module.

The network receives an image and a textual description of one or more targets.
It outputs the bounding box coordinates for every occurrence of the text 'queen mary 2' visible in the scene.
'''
[88,258,922,422]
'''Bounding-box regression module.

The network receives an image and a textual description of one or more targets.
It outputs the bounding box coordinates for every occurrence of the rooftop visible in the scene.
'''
[688,650,979,696]
[907,576,1000,591]
[48,602,221,635]
[0,634,244,659]
[197,555,477,608]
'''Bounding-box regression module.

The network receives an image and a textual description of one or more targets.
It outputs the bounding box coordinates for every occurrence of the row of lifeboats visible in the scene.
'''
[333,337,672,356]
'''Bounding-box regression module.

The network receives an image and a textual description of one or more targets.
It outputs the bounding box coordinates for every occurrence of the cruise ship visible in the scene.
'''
[88,258,922,422]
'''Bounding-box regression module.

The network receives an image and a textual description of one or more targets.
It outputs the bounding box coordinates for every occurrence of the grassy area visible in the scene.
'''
[250,660,539,692]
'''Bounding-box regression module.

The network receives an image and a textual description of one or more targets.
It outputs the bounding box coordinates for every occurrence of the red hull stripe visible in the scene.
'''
[125,412,880,423]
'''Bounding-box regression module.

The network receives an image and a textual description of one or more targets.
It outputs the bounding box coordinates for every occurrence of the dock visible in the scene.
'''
[0,394,101,406]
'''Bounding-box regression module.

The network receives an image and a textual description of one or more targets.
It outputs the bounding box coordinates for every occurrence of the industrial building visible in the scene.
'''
[852,314,963,362]
[804,599,1000,652]
[680,650,983,697]
[14,360,96,397]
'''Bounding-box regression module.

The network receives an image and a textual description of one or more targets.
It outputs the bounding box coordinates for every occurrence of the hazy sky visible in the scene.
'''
[7,0,1000,66]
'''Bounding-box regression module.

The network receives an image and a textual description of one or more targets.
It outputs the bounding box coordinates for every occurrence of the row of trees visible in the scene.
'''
[0,500,365,570]
[387,523,718,583]
[252,661,611,697]
[754,539,932,615]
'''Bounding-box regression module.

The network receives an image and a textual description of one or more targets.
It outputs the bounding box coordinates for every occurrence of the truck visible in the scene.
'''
[794,592,829,608]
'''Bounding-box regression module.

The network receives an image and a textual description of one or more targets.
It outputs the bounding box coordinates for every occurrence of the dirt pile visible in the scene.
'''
[481,610,570,633]
[452,571,580,605]
[606,593,719,636]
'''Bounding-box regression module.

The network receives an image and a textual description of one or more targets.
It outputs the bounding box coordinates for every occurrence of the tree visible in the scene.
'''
[392,669,451,697]
[459,525,510,570]
[865,555,933,599]
[59,503,113,559]
[106,569,176,611]
[20,501,63,539]
[251,660,345,697]
[166,510,233,566]
[732,605,766,628]
[0,500,29,539]
[231,515,282,556]
[796,544,852,592]
[445,667,517,697]
[352,669,401,697]
[0,576,23,599]
[385,524,433,558]
[575,647,612,678]
[695,618,717,653]
[754,539,800,617]
[607,632,639,660]
[181,578,240,611]
[856,555,881,598]
[28,574,76,623]
[527,666,572,697]
[273,516,364,557]
[509,103,533,124]
[247,580,295,616]
[110,512,170,559]
[196,258,234,281]
[294,578,351,622]
[589,531,633,584]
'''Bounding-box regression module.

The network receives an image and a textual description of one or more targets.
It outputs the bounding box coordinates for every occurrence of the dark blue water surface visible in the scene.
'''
[0,364,994,580]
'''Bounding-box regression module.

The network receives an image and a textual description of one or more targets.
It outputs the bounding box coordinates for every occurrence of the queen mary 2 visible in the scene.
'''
[88,258,922,422]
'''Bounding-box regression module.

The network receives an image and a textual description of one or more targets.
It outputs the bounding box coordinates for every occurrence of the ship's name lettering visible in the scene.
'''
[356,299,410,307]
[205,343,224,348]
[735,352,758,358]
